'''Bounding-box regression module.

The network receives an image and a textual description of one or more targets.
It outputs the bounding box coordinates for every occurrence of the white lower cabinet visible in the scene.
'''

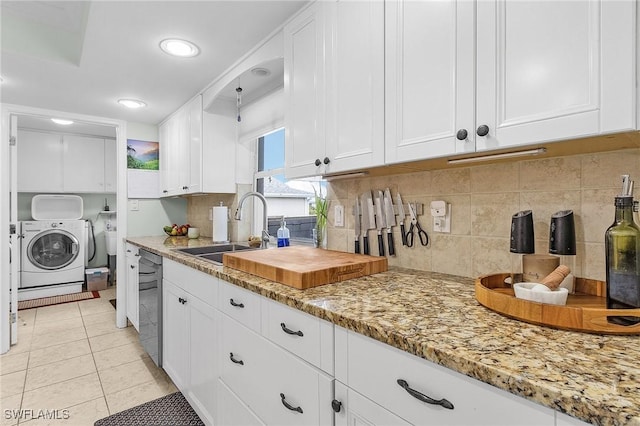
[217,379,265,426]
[219,310,334,426]
[334,381,410,426]
[334,327,555,426]
[162,259,219,425]
[124,244,139,331]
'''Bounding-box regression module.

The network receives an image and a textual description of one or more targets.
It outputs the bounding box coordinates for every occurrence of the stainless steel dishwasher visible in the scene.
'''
[138,249,162,367]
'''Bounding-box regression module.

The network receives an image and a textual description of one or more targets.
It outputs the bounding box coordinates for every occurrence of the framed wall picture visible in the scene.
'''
[127,139,160,198]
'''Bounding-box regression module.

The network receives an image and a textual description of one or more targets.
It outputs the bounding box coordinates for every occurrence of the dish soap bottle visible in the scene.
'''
[277,217,290,247]
[605,176,640,325]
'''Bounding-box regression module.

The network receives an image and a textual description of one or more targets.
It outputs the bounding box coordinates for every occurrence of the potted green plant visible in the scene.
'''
[312,187,329,249]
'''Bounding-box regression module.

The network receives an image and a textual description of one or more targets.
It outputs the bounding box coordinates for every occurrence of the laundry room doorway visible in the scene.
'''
[0,104,128,354]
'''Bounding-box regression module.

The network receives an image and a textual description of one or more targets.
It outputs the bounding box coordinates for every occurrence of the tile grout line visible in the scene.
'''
[82,302,112,416]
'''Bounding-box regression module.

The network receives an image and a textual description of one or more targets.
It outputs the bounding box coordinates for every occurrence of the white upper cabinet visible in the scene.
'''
[63,135,106,193]
[284,2,326,178]
[385,0,475,163]
[17,130,64,193]
[160,94,235,197]
[17,130,115,194]
[386,0,636,163]
[285,0,385,179]
[475,0,636,151]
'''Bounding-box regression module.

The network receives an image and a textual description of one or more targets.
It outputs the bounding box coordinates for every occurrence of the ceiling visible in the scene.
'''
[0,1,306,128]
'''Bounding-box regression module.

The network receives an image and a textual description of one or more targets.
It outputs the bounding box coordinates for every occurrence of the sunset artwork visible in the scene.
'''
[127,139,159,170]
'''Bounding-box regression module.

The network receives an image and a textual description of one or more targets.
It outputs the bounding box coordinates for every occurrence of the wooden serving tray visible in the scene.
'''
[475,273,640,335]
[223,246,388,290]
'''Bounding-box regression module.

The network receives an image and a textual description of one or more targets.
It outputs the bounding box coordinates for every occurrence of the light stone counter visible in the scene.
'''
[127,236,640,426]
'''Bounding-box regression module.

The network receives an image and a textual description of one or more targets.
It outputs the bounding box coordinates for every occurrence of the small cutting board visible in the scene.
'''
[223,246,388,289]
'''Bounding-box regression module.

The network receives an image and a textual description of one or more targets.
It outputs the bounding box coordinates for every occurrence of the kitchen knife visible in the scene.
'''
[396,192,407,246]
[375,190,386,256]
[383,188,396,256]
[360,193,372,255]
[354,197,361,254]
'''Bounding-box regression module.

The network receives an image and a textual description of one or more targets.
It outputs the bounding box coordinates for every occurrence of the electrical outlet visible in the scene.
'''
[335,205,344,227]
[129,199,139,211]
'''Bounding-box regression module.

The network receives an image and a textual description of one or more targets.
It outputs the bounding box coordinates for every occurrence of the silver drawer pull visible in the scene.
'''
[229,352,244,365]
[280,322,303,337]
[397,379,454,410]
[229,298,245,308]
[280,393,303,414]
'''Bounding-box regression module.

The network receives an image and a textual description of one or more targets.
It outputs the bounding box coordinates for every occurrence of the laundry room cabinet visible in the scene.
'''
[385,0,636,163]
[17,130,117,193]
[284,0,385,179]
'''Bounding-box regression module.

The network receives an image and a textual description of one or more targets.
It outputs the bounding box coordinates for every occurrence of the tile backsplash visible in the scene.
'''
[326,148,640,281]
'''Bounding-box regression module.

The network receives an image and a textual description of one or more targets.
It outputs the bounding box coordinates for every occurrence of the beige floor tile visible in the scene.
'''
[88,327,138,353]
[77,300,114,317]
[81,310,115,327]
[6,334,33,356]
[0,351,29,375]
[98,287,116,300]
[21,373,103,415]
[31,317,84,336]
[105,377,177,415]
[83,319,121,339]
[1,370,26,399]
[28,340,91,369]
[1,393,22,426]
[92,342,148,371]
[18,397,109,426]
[33,304,81,324]
[97,358,163,395]
[24,354,96,392]
[28,327,87,351]
[17,310,36,330]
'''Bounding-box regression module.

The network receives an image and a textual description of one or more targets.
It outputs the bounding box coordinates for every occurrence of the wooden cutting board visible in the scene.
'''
[222,246,388,289]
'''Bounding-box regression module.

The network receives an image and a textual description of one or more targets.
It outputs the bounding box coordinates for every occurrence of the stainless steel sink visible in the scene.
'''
[175,244,258,264]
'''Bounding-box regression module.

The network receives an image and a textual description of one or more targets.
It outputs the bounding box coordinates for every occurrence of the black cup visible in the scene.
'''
[510,210,535,254]
[549,210,576,255]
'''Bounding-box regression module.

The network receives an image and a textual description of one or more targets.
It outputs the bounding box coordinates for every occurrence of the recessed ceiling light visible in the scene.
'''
[118,99,147,109]
[160,38,200,57]
[51,118,74,125]
[251,67,271,77]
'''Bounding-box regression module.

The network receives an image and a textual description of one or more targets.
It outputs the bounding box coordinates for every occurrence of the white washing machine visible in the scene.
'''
[19,195,86,300]
[20,221,86,297]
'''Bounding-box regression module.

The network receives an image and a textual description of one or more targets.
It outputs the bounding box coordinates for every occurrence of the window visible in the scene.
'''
[254,128,325,242]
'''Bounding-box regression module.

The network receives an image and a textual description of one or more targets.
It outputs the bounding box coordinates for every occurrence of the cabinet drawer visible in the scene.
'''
[217,379,265,426]
[164,259,218,307]
[219,280,261,333]
[335,327,555,426]
[261,298,334,374]
[219,312,333,426]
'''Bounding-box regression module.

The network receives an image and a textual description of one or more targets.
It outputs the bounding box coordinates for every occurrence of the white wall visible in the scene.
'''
[126,122,187,237]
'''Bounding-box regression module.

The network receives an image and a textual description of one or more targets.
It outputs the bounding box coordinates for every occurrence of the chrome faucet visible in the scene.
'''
[234,191,270,248]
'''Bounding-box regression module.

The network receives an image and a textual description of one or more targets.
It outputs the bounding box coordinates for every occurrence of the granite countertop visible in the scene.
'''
[127,236,640,426]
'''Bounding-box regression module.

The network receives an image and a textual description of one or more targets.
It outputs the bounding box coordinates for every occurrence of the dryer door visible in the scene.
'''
[27,230,79,270]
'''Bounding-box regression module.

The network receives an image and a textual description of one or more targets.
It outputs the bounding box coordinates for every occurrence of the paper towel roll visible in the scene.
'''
[212,206,228,243]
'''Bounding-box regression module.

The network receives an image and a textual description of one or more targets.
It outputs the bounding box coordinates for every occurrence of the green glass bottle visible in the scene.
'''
[605,196,640,325]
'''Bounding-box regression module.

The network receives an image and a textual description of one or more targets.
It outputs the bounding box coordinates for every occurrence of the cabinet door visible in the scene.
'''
[324,0,385,174]
[162,279,188,389]
[159,120,171,196]
[159,114,184,197]
[385,0,475,163]
[125,247,139,331]
[202,112,236,193]
[63,135,105,192]
[17,130,63,192]
[185,95,203,194]
[104,139,117,193]
[476,0,635,151]
[187,296,217,425]
[334,381,410,426]
[284,1,327,179]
